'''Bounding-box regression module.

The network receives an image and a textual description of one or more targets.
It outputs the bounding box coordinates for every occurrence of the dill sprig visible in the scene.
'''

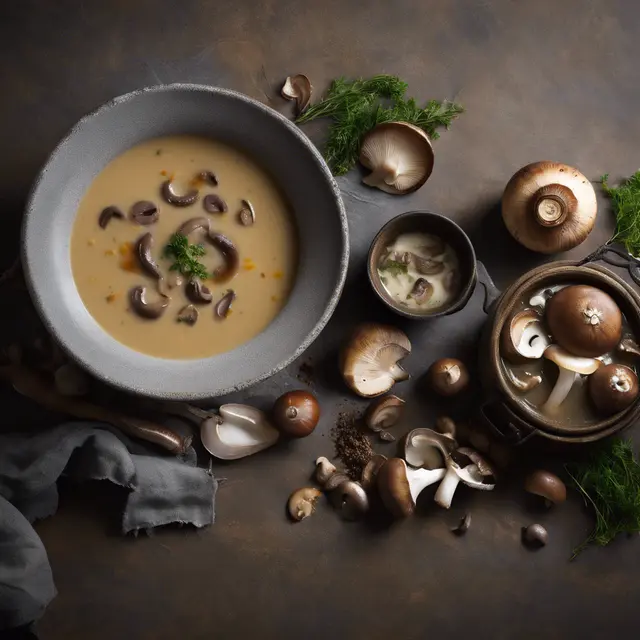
[565,439,640,560]
[602,172,640,257]
[163,233,208,280]
[296,75,463,176]
[378,260,409,277]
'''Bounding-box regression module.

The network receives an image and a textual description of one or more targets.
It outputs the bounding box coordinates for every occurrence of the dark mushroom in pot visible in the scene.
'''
[98,205,124,229]
[130,201,159,225]
[161,179,199,207]
[589,363,639,416]
[186,278,213,304]
[409,278,433,305]
[129,286,170,319]
[215,290,236,318]
[135,233,162,279]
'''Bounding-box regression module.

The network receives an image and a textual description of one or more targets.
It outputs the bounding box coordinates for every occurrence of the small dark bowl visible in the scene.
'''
[367,211,477,319]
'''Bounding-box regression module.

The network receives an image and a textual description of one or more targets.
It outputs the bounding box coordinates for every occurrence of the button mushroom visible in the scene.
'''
[542,345,601,413]
[281,74,312,114]
[403,428,456,470]
[207,232,239,283]
[98,205,124,229]
[426,358,469,397]
[545,285,622,357]
[288,487,322,522]
[340,323,411,397]
[176,304,198,326]
[589,363,639,416]
[238,199,256,226]
[203,194,228,214]
[130,200,159,225]
[522,524,548,548]
[502,161,597,253]
[135,233,162,279]
[186,278,213,304]
[524,469,566,507]
[161,179,199,207]
[433,447,496,509]
[500,309,550,364]
[329,480,369,521]
[359,122,434,195]
[364,394,405,432]
[377,457,446,518]
[272,390,320,438]
[214,289,236,319]
[129,285,170,319]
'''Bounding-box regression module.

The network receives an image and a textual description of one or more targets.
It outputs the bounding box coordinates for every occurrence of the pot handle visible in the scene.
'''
[578,241,640,286]
[476,260,501,314]
[478,400,536,446]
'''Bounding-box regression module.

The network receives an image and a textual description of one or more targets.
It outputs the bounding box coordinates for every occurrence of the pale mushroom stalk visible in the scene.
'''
[544,369,577,410]
[406,466,447,503]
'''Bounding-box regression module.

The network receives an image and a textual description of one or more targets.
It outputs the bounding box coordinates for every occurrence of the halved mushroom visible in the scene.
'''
[359,122,434,195]
[197,170,218,186]
[98,205,124,229]
[135,233,162,279]
[208,232,239,283]
[200,404,280,460]
[505,369,542,393]
[403,428,456,470]
[434,447,496,509]
[176,304,198,326]
[177,217,209,237]
[364,394,405,432]
[288,487,322,522]
[589,363,639,416]
[412,256,445,276]
[238,199,256,226]
[129,285,169,319]
[542,345,601,413]
[203,194,228,214]
[161,179,199,207]
[340,323,411,397]
[409,278,434,305]
[377,457,446,518]
[186,278,213,304]
[130,201,159,225]
[281,74,312,114]
[215,290,236,318]
[500,309,550,364]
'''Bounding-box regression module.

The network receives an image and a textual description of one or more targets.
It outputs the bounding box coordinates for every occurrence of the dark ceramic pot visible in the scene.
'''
[478,244,640,445]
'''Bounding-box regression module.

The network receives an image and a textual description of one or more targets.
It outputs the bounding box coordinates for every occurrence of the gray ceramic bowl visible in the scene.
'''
[22,84,348,400]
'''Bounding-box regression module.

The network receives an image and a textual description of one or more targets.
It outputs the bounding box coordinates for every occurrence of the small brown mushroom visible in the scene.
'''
[203,194,228,214]
[215,290,236,319]
[364,394,405,432]
[412,256,445,276]
[524,470,567,506]
[426,358,469,396]
[176,304,198,326]
[287,487,322,522]
[589,363,639,416]
[238,199,256,226]
[98,205,124,229]
[135,233,162,279]
[161,179,199,207]
[186,278,213,304]
[197,170,218,186]
[409,278,434,305]
[272,390,320,438]
[281,74,312,114]
[208,232,239,283]
[328,480,369,521]
[522,524,548,547]
[130,201,159,225]
[129,285,170,319]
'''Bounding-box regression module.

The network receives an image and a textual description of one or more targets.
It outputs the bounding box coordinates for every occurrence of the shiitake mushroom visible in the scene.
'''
[426,358,469,396]
[589,363,639,416]
[272,390,320,438]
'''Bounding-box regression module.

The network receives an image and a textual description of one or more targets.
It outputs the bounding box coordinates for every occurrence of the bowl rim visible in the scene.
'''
[367,210,477,319]
[21,83,349,400]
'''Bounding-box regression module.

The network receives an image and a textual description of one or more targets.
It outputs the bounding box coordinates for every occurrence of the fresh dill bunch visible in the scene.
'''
[565,438,640,559]
[296,75,463,176]
[163,233,208,280]
[601,172,640,257]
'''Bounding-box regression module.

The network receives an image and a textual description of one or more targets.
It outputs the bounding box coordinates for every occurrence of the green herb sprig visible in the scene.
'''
[163,233,208,280]
[566,439,640,559]
[379,260,409,277]
[602,172,640,257]
[296,75,463,176]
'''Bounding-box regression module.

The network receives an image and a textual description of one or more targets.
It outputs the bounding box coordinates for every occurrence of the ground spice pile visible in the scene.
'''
[331,411,374,479]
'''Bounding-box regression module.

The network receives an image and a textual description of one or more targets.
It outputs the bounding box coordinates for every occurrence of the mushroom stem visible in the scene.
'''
[433,467,463,509]
[362,165,397,188]
[389,362,410,382]
[543,368,577,413]
[406,467,446,503]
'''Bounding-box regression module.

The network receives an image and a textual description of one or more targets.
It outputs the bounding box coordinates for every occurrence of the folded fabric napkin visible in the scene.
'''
[0,421,217,631]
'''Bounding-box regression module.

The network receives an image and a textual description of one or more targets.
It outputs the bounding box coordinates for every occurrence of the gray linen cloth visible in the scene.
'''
[0,421,217,630]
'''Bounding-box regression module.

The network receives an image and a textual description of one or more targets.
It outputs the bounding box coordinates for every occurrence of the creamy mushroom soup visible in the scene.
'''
[71,135,297,359]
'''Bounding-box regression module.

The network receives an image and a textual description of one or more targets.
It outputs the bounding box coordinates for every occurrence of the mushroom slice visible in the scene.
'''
[197,170,218,186]
[238,199,256,226]
[412,256,445,276]
[524,470,567,506]
[208,232,239,283]
[200,404,280,460]
[500,309,550,364]
[178,217,210,237]
[129,285,170,319]
[288,487,322,522]
[434,447,496,509]
[135,232,162,279]
[409,278,434,305]
[359,122,434,195]
[505,369,542,393]
[176,304,198,326]
[542,345,601,413]
[340,323,411,397]
[161,179,199,207]
[215,290,236,319]
[130,201,159,225]
[377,458,447,518]
[364,394,405,432]
[98,205,124,229]
[281,74,312,114]
[203,194,228,214]
[403,428,456,470]
[186,278,213,304]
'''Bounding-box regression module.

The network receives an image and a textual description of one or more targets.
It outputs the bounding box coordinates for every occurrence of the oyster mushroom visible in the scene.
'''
[502,161,597,253]
[403,428,456,470]
[500,309,550,364]
[589,363,639,416]
[542,345,601,413]
[129,285,169,319]
[377,457,446,519]
[524,470,567,507]
[340,323,411,397]
[288,487,322,522]
[545,285,622,357]
[177,217,209,237]
[176,304,198,326]
[135,233,162,279]
[203,194,228,214]
[98,205,124,229]
[364,394,405,432]
[238,199,256,226]
[215,290,236,319]
[130,200,159,225]
[200,404,280,460]
[161,179,199,207]
[434,447,496,509]
[361,454,388,491]
[409,278,434,305]
[329,480,369,521]
[359,122,434,195]
[505,369,542,393]
[426,358,469,396]
[281,74,312,114]
[208,232,239,283]
[186,278,213,304]
[314,456,337,486]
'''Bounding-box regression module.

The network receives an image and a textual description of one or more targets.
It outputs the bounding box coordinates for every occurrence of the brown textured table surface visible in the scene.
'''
[3,1,640,638]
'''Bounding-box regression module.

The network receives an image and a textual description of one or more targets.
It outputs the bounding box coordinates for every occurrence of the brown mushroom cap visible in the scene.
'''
[546,285,622,357]
[377,457,414,518]
[502,161,597,254]
[500,309,550,364]
[426,358,469,396]
[524,469,567,505]
[589,363,639,416]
